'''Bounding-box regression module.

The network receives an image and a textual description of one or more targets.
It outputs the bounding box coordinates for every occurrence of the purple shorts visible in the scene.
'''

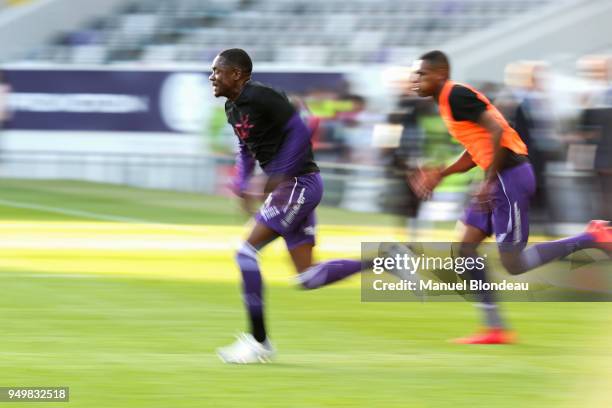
[255,172,323,249]
[463,162,536,250]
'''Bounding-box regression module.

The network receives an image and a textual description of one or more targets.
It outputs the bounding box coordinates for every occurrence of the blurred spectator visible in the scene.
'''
[582,107,612,220]
[496,61,561,213]
[335,94,387,212]
[337,95,385,163]
[381,70,433,218]
[576,55,612,108]
[576,55,612,219]
[495,62,525,122]
[302,88,347,157]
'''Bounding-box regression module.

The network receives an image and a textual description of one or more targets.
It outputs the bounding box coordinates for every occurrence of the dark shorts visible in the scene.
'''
[463,163,536,251]
[255,172,323,249]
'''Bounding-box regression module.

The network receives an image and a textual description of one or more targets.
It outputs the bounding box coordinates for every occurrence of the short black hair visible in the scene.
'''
[218,48,253,75]
[420,50,450,73]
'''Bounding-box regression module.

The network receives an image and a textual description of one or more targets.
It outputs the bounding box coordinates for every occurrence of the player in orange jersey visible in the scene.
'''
[410,50,611,344]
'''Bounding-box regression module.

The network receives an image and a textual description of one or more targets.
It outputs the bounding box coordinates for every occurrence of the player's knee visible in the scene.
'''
[235,242,259,269]
[499,252,526,275]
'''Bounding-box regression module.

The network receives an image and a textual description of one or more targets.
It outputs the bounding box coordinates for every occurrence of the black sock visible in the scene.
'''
[236,242,267,343]
[251,315,267,343]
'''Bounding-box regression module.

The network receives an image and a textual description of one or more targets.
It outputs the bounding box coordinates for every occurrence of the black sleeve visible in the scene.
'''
[448,85,487,123]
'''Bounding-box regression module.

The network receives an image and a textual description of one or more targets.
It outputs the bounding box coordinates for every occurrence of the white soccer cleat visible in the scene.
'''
[217,333,275,364]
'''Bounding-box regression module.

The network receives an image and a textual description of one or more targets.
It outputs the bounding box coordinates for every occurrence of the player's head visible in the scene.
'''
[209,48,253,99]
[413,50,450,98]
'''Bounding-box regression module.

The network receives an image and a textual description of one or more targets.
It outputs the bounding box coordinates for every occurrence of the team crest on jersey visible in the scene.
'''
[234,114,254,140]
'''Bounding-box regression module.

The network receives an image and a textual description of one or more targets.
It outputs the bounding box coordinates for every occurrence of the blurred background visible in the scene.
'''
[0,0,610,233]
[0,1,611,407]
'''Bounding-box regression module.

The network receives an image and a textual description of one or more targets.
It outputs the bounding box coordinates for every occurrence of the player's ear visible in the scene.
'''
[231,68,243,80]
[435,67,449,82]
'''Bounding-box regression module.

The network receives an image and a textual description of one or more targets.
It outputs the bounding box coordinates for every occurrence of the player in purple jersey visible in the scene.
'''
[211,49,366,363]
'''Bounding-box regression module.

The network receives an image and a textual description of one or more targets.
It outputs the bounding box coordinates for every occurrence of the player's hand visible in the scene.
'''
[473,180,495,211]
[408,166,443,200]
[239,191,259,215]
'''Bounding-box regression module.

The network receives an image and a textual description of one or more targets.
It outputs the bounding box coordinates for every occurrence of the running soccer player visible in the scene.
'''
[409,50,612,344]
[211,49,365,363]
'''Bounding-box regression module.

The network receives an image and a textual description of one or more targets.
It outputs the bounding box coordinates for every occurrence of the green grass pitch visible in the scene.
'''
[0,179,610,408]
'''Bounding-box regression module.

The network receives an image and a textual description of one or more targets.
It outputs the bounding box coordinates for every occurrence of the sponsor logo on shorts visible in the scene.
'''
[303,226,315,236]
[281,188,305,228]
[260,205,280,221]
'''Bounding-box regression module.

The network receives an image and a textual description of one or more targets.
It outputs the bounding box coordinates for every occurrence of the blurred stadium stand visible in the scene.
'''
[0,0,127,66]
[448,0,612,82]
[5,0,558,67]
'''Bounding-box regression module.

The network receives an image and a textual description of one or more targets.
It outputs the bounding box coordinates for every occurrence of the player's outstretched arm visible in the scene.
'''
[440,149,477,177]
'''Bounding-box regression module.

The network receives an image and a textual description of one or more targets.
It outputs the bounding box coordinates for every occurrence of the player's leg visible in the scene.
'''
[295,255,363,289]
[281,172,424,288]
[289,199,421,288]
[452,185,515,344]
[498,221,610,275]
[492,163,610,275]
[267,175,363,288]
[217,222,278,363]
[287,206,362,288]
[288,241,314,273]
[454,224,515,344]
[220,172,330,362]
[241,223,279,342]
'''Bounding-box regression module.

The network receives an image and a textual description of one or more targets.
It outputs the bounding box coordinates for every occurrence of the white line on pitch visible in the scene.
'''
[0,198,146,223]
[0,199,208,232]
